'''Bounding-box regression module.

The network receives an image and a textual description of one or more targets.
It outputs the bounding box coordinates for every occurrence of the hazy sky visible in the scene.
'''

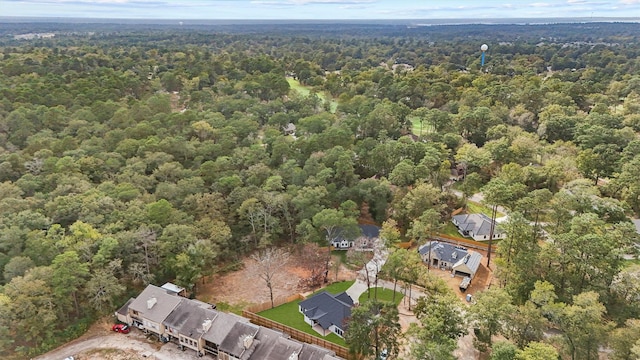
[3,0,640,19]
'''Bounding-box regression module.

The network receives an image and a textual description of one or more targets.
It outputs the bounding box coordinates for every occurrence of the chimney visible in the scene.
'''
[147,297,157,309]
[202,319,213,332]
[243,335,254,349]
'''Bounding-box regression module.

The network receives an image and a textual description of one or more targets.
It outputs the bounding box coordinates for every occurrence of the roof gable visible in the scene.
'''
[128,284,182,324]
[163,300,218,338]
[219,321,260,358]
[419,241,468,264]
[299,291,353,330]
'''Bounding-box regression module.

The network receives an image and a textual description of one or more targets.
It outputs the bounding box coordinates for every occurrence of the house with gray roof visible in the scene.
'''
[298,291,353,338]
[452,213,506,241]
[331,224,380,250]
[163,299,218,356]
[127,284,182,341]
[121,284,345,360]
[418,241,483,279]
[218,321,260,360]
[202,311,250,357]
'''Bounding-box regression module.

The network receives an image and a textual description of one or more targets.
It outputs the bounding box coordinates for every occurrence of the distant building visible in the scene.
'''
[418,241,483,279]
[451,213,506,241]
[330,224,380,250]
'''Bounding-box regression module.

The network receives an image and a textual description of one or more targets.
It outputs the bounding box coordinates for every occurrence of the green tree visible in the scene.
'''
[409,292,467,360]
[609,319,640,360]
[470,287,516,349]
[84,259,125,312]
[345,299,401,360]
[312,207,358,283]
[51,251,89,316]
[515,342,559,360]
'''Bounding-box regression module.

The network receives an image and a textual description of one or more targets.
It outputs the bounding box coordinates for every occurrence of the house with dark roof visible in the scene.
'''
[218,321,260,360]
[163,299,218,356]
[120,284,344,360]
[127,284,182,341]
[452,213,506,241]
[330,224,380,250]
[201,311,249,357]
[298,291,353,338]
[418,241,483,279]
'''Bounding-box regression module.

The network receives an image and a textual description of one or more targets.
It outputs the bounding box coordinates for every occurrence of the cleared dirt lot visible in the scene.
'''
[198,246,357,308]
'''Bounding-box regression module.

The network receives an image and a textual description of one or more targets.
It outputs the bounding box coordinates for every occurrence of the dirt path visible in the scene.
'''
[33,332,200,360]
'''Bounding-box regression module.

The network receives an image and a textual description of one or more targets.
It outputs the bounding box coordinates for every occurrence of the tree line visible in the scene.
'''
[0,22,639,359]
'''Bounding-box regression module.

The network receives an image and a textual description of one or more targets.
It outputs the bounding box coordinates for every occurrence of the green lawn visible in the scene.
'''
[312,280,355,296]
[409,116,435,136]
[287,77,338,113]
[623,257,640,268]
[257,280,354,347]
[442,222,465,239]
[467,200,505,217]
[358,287,403,306]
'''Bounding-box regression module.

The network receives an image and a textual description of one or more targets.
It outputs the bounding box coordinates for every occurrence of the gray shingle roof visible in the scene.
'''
[163,300,218,339]
[219,321,260,359]
[117,298,135,316]
[419,241,468,264]
[248,327,285,360]
[202,311,249,345]
[359,224,380,238]
[452,213,503,236]
[298,291,353,331]
[128,284,182,324]
[452,251,482,275]
[298,343,340,360]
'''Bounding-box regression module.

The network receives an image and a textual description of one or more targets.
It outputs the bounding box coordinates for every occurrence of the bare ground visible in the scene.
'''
[197,247,357,308]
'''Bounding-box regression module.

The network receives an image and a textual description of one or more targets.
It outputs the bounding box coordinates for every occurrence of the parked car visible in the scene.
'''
[63,357,74,360]
[112,323,130,334]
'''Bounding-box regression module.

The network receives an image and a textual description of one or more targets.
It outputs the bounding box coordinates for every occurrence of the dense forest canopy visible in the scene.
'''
[0,21,639,359]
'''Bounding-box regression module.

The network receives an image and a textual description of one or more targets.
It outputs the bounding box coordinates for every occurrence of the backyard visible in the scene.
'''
[257,280,355,347]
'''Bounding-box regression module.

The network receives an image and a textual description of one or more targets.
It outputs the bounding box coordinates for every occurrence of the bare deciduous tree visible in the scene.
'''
[251,248,290,308]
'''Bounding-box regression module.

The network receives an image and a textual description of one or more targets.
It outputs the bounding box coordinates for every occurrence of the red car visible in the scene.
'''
[112,324,130,334]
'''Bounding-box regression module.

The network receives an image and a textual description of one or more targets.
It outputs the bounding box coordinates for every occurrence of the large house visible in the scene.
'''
[418,241,483,279]
[117,284,343,359]
[330,224,380,250]
[127,284,182,341]
[451,213,506,241]
[298,291,354,338]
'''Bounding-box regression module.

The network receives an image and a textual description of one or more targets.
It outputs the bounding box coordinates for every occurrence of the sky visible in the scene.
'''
[2,0,640,20]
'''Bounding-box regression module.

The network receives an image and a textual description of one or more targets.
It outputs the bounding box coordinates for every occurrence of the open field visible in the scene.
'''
[409,116,435,136]
[287,77,338,113]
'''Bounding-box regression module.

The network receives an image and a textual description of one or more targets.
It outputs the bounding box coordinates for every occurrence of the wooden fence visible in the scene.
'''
[245,293,305,313]
[242,311,354,359]
[433,234,496,253]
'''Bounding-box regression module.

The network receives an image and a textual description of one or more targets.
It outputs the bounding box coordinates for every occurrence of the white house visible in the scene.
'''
[451,213,506,241]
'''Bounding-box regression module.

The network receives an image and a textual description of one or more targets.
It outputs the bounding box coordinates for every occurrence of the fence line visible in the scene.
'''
[242,311,353,359]
[433,234,496,253]
[245,293,305,313]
